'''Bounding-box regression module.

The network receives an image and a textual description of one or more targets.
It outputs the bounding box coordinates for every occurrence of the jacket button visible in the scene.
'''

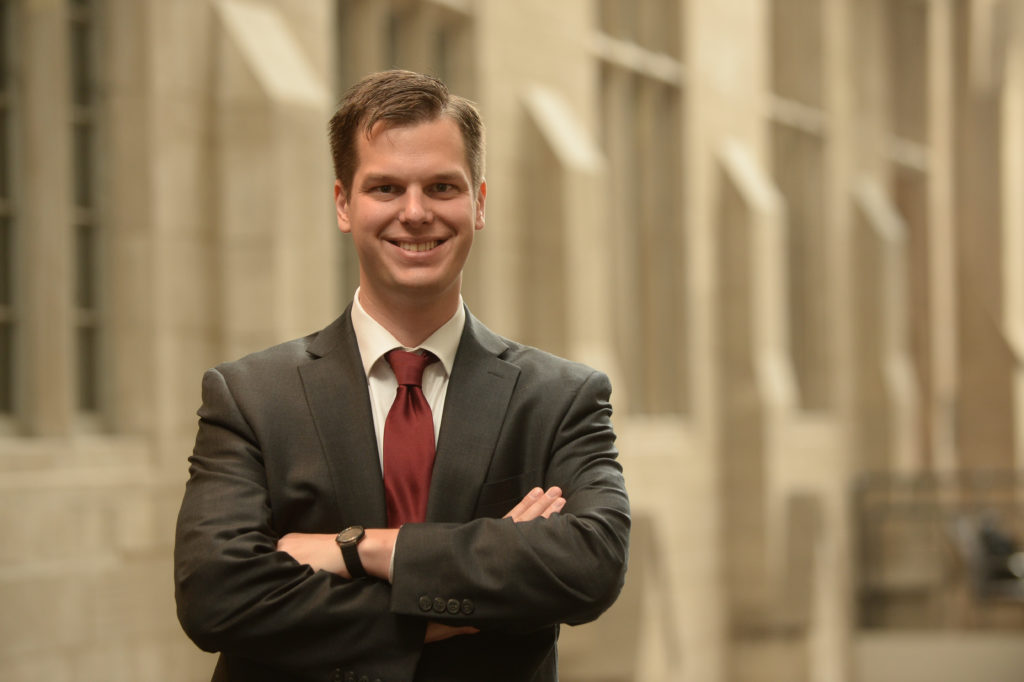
[418,595,433,612]
[359,676,369,682]
[433,597,446,613]
[446,598,461,615]
[331,669,342,682]
[345,672,355,682]
[461,598,475,615]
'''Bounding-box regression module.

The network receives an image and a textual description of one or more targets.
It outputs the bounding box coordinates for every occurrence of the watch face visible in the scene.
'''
[338,526,364,544]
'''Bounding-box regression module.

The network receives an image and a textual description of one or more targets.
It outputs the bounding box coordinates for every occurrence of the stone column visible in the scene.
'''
[850,178,919,475]
[1001,0,1024,470]
[213,0,335,361]
[22,0,74,435]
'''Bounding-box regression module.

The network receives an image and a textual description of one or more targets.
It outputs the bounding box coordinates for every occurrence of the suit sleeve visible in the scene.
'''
[174,367,424,679]
[389,369,630,631]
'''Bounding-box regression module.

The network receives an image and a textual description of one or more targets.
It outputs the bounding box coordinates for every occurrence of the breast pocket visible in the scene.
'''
[474,469,542,518]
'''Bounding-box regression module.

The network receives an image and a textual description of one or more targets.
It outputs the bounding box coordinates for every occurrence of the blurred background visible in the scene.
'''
[2,0,1024,680]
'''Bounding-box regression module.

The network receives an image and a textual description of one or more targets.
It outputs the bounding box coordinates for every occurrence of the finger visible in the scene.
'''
[503,487,545,520]
[525,487,562,519]
[529,486,563,516]
[424,622,480,643]
[510,487,563,522]
[539,496,566,519]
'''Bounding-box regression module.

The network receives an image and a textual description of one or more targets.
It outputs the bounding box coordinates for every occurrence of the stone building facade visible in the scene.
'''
[1,0,1023,680]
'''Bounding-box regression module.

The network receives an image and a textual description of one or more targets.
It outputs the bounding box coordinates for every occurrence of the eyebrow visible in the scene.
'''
[360,171,468,186]
[427,172,468,184]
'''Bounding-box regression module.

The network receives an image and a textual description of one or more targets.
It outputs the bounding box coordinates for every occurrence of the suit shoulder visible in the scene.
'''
[498,338,608,388]
[210,331,321,383]
[209,310,352,379]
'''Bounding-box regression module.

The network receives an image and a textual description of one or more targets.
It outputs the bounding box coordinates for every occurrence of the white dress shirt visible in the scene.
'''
[349,288,466,470]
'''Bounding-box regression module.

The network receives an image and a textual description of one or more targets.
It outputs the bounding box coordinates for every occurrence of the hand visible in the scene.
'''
[277,533,344,575]
[503,486,565,522]
[424,622,480,643]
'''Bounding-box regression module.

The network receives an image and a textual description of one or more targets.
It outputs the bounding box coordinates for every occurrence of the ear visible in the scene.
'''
[335,180,351,233]
[474,180,487,231]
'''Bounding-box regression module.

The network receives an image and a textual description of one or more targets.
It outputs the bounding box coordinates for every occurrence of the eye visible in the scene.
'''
[430,183,459,195]
[371,185,396,194]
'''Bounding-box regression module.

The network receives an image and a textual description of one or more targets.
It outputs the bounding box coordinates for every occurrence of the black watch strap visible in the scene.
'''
[336,526,367,578]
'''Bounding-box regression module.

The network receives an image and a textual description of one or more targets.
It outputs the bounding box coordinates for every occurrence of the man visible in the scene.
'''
[174,70,630,682]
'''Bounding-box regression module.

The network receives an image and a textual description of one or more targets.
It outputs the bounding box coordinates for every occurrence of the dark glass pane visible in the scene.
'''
[77,324,98,411]
[70,19,91,107]
[387,13,400,68]
[0,215,9,304]
[73,122,92,207]
[0,108,8,199]
[0,322,12,413]
[75,223,94,308]
[435,31,448,82]
[0,0,7,91]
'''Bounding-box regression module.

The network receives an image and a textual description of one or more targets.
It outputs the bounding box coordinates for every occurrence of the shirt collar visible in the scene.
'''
[350,287,465,378]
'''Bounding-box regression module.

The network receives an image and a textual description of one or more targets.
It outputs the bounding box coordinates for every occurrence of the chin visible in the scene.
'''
[393,277,460,299]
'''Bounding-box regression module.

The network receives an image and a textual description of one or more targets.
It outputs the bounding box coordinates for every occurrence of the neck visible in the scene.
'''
[358,286,460,348]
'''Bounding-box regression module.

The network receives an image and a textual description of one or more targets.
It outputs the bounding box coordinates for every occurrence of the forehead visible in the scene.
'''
[354,117,469,177]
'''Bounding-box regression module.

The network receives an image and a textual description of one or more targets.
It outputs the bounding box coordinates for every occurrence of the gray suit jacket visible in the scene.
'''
[174,306,630,682]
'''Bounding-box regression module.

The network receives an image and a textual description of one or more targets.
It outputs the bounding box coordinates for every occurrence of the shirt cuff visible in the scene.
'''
[388,528,399,583]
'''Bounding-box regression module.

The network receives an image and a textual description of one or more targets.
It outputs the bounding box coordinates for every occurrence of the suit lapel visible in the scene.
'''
[427,312,519,522]
[298,309,388,528]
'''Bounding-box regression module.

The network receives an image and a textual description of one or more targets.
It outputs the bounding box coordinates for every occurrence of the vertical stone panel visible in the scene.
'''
[851,179,919,475]
[518,93,569,358]
[21,1,75,435]
[954,0,1016,472]
[771,122,831,409]
[926,0,960,475]
[1003,1,1024,470]
[213,0,335,359]
[716,140,805,682]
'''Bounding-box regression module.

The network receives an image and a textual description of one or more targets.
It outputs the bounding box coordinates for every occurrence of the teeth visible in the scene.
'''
[397,241,439,252]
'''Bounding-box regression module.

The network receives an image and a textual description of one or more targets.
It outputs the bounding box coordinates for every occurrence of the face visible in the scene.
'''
[335,117,486,314]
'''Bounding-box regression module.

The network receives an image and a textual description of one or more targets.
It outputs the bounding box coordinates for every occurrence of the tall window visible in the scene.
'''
[0,0,13,417]
[597,0,687,414]
[70,0,101,414]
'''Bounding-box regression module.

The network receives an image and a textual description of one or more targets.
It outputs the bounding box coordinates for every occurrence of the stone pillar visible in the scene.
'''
[850,178,920,475]
[1001,0,1024,470]
[106,0,157,437]
[22,0,74,436]
[213,0,335,360]
[954,0,1016,471]
[715,140,808,682]
[520,85,617,379]
[926,0,960,475]
[389,2,441,75]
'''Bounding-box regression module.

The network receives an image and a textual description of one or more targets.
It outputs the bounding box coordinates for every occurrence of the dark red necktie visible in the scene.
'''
[383,349,438,527]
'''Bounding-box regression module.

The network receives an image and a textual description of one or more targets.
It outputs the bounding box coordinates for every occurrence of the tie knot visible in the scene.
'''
[386,349,435,387]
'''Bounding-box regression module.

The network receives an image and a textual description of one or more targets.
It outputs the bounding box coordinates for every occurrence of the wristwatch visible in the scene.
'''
[336,525,367,578]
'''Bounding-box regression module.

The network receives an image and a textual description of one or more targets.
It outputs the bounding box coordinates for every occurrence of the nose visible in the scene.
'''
[399,188,432,224]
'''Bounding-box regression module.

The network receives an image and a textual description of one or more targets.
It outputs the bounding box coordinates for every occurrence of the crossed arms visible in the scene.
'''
[277,485,567,643]
[174,354,630,678]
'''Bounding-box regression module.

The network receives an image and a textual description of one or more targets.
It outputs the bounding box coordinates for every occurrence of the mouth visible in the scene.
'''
[391,240,443,253]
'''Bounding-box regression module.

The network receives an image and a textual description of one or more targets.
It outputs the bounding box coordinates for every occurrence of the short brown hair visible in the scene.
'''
[329,70,485,195]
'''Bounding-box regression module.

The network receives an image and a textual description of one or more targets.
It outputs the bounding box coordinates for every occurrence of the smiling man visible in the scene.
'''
[174,70,630,682]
